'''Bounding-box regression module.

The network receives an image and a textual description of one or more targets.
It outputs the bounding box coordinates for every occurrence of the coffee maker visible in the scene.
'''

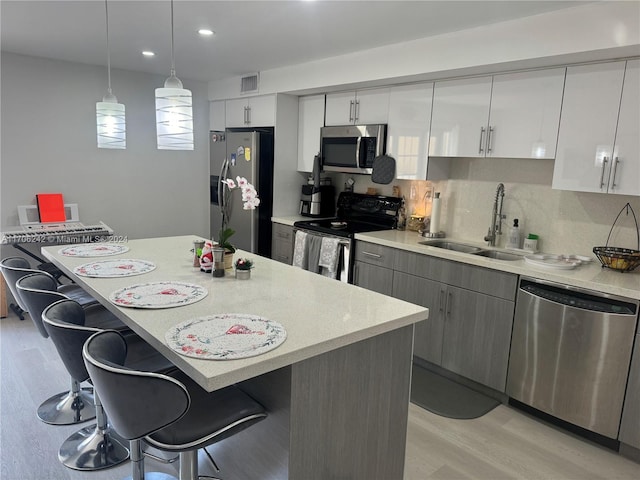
[299,154,335,217]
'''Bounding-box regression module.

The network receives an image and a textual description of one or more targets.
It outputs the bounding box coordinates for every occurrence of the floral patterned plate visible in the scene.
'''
[165,313,287,360]
[59,244,129,257]
[109,281,207,309]
[74,259,156,278]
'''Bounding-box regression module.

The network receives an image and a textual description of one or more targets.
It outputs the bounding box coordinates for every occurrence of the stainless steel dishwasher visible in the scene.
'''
[507,276,638,440]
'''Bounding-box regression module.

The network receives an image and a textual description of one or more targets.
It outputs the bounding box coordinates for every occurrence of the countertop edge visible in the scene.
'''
[355,230,640,300]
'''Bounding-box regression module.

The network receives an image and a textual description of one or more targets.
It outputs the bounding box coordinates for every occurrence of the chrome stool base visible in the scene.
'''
[123,473,177,480]
[59,424,129,471]
[37,387,95,425]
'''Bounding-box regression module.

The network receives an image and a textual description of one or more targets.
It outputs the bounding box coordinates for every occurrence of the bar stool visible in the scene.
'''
[16,272,129,425]
[42,299,176,471]
[83,330,268,480]
[1,256,98,321]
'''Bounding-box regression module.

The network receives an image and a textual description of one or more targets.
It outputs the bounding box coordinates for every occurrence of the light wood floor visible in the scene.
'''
[2,309,639,480]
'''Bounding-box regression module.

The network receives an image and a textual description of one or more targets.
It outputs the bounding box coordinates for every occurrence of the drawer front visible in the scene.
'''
[355,242,395,269]
[272,224,294,264]
[394,249,517,300]
[273,223,294,241]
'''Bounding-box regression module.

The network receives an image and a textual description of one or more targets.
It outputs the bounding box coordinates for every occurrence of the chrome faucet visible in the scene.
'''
[484,183,505,246]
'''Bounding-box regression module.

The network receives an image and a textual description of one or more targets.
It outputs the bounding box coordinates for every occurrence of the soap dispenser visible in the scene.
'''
[506,218,521,249]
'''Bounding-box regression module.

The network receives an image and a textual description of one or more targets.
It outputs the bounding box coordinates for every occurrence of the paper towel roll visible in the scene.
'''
[429,193,441,234]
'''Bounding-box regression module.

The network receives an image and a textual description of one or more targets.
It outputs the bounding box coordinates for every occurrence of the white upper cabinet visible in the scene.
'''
[488,69,565,159]
[386,82,448,180]
[553,60,639,196]
[226,94,276,128]
[325,87,389,126]
[429,76,493,157]
[429,69,565,159]
[297,94,325,172]
[209,100,225,132]
[610,60,639,196]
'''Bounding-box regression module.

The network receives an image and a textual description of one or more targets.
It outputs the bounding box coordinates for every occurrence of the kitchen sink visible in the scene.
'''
[473,250,524,261]
[418,240,524,261]
[417,240,485,254]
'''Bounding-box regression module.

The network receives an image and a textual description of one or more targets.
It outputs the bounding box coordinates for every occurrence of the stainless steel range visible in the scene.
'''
[293,192,402,283]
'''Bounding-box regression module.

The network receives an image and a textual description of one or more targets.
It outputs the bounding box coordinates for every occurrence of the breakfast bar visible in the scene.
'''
[42,235,428,480]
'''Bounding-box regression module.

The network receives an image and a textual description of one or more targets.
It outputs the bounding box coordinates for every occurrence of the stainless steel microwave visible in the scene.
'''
[320,124,386,174]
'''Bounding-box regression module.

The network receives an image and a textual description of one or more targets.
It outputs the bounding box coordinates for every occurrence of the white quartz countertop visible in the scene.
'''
[42,236,428,392]
[355,230,640,300]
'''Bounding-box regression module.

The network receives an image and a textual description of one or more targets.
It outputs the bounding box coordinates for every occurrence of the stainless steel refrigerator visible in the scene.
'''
[209,128,274,257]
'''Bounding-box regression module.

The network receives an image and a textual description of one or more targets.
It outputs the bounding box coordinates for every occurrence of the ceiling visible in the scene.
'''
[1,0,590,84]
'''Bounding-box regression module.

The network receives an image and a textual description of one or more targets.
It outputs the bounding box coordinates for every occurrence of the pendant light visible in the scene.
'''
[155,0,193,150]
[96,0,126,149]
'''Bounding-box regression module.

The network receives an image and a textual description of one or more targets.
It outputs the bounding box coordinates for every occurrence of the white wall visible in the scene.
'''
[208,1,640,99]
[1,53,210,253]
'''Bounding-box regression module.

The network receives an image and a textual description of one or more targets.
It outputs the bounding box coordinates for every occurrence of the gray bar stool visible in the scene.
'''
[42,299,176,471]
[1,256,98,321]
[16,272,130,425]
[83,329,268,480]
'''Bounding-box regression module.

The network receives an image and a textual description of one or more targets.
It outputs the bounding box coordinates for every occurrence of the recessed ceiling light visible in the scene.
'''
[142,51,155,57]
[198,29,215,36]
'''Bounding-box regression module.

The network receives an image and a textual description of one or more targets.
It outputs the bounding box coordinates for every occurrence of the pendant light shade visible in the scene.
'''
[156,0,193,150]
[96,0,125,149]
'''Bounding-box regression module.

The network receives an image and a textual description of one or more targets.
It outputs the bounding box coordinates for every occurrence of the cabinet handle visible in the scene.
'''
[446,291,452,317]
[487,126,494,154]
[599,156,609,189]
[246,106,251,125]
[361,251,382,259]
[478,127,486,154]
[438,289,446,313]
[349,100,355,123]
[354,99,360,123]
[610,157,620,190]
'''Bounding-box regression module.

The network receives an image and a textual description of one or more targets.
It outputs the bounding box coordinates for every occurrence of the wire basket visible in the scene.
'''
[593,203,640,273]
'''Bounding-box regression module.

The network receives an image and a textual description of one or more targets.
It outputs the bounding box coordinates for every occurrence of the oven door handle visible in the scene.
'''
[355,137,363,168]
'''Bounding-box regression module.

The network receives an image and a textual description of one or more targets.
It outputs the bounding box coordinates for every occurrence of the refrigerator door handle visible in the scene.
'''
[219,157,230,225]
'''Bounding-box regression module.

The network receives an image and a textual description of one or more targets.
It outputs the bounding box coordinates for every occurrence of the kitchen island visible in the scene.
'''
[42,235,428,480]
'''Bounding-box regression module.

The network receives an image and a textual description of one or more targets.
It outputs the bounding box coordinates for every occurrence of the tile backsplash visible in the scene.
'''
[335,157,640,256]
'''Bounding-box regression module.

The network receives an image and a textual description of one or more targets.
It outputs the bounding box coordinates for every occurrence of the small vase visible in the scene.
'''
[224,251,234,270]
[235,269,251,280]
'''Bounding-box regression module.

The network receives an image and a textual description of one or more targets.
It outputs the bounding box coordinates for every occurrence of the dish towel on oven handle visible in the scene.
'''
[292,230,323,274]
[292,230,308,269]
[319,237,341,279]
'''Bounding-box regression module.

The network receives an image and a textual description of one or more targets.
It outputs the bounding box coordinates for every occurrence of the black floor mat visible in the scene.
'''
[410,364,500,419]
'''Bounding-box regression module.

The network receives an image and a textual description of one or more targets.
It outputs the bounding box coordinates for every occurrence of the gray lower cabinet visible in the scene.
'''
[354,240,517,392]
[619,334,640,449]
[271,223,294,265]
[393,247,517,392]
[393,272,444,365]
[354,242,395,296]
[440,284,515,391]
[354,261,394,296]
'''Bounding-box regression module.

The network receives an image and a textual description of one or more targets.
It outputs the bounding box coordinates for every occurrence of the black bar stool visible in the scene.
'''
[83,330,268,480]
[42,299,176,471]
[16,272,130,425]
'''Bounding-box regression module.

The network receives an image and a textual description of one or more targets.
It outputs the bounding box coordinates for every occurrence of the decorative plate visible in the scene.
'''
[165,313,287,360]
[74,259,156,278]
[524,254,581,270]
[59,244,129,257]
[109,281,207,309]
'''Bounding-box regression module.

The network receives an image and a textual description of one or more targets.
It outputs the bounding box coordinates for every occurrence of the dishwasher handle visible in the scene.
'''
[520,281,636,315]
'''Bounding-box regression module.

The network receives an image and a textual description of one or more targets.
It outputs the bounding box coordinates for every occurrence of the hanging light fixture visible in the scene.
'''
[155,0,193,150]
[96,0,125,149]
